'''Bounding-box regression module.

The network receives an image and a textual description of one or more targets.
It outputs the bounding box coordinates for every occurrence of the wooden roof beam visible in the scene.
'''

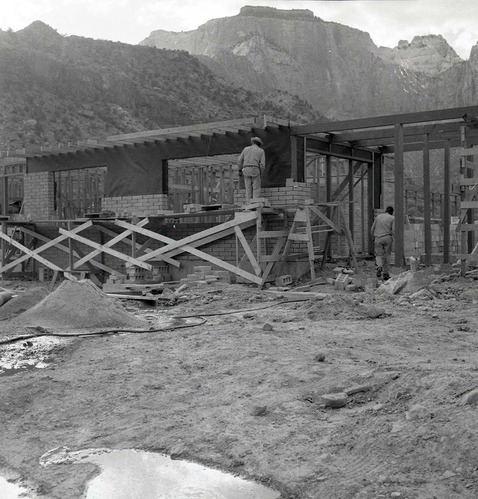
[106,117,258,142]
[292,106,478,136]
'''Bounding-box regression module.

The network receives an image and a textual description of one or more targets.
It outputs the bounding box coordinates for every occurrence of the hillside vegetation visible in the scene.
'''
[0,21,324,151]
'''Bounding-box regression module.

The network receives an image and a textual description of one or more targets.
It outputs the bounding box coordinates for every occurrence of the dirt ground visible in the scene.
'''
[1,261,478,499]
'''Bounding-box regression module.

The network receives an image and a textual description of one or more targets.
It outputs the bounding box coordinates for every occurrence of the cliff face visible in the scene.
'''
[141,6,478,119]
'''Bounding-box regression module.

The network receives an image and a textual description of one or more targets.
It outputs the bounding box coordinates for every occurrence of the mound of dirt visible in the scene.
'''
[0,287,49,321]
[302,294,378,320]
[10,280,148,330]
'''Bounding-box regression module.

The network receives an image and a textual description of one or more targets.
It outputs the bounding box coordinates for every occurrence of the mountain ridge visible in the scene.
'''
[141,6,478,119]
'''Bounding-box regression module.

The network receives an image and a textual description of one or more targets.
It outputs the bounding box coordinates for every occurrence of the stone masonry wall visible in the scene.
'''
[102,194,170,217]
[23,172,56,220]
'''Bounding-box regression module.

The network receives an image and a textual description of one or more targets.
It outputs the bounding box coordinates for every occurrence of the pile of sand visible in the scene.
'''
[0,287,49,321]
[10,280,149,331]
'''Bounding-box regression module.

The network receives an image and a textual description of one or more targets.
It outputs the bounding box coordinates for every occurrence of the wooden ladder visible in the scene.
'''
[280,203,357,281]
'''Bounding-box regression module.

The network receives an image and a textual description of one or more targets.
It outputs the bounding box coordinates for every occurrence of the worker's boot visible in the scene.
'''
[376,266,382,278]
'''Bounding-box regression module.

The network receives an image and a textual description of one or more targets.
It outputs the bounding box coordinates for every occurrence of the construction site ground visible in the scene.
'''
[1,261,478,499]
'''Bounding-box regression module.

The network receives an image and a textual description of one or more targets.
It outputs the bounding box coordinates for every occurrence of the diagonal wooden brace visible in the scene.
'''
[73,218,150,269]
[0,232,63,272]
[115,217,262,284]
[58,227,153,271]
[18,225,118,276]
[0,221,93,274]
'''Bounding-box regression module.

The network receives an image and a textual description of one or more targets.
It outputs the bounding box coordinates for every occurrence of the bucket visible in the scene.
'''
[0,291,13,307]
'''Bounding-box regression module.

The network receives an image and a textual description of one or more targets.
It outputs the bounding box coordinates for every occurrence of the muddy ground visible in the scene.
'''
[1,262,478,499]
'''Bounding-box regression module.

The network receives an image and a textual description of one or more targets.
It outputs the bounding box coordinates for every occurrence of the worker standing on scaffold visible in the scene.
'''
[238,137,265,204]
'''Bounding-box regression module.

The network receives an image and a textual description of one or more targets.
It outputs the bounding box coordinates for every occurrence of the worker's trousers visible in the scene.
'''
[374,235,393,274]
[243,166,261,203]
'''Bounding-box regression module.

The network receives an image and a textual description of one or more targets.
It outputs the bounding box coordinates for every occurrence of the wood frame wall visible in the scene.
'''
[291,106,478,267]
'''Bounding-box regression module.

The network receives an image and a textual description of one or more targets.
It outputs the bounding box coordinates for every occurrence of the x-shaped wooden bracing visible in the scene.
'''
[0,211,285,286]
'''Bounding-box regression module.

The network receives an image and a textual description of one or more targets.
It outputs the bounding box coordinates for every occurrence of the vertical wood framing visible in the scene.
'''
[348,159,354,236]
[291,135,298,181]
[394,123,405,268]
[423,133,432,266]
[443,139,451,263]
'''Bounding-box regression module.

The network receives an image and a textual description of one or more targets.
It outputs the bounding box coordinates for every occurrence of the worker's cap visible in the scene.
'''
[251,137,263,145]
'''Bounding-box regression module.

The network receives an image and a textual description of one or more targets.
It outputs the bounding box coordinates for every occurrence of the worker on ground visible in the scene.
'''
[237,137,265,204]
[371,206,395,280]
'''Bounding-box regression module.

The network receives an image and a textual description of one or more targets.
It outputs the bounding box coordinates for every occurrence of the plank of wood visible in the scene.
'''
[307,205,341,233]
[259,236,287,286]
[257,230,289,238]
[461,201,478,209]
[106,293,159,303]
[58,228,153,270]
[234,226,261,276]
[459,224,478,231]
[459,147,478,157]
[459,176,478,186]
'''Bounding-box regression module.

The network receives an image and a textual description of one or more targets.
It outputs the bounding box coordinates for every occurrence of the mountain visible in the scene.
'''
[0,21,324,151]
[141,5,478,120]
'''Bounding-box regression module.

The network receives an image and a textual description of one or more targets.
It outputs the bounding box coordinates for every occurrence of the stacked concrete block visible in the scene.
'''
[102,194,170,217]
[404,223,460,257]
[180,266,233,286]
[23,172,56,220]
[234,180,313,209]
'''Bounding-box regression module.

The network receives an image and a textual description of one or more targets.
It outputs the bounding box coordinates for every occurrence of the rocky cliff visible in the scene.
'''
[141,5,478,119]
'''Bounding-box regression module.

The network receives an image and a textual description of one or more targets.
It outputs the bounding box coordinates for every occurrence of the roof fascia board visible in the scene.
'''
[291,106,478,136]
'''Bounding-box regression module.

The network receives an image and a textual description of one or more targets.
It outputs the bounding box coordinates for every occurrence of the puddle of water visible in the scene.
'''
[40,447,279,499]
[85,450,279,499]
[0,476,30,499]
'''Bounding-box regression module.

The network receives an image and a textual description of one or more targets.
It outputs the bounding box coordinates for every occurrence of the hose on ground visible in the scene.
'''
[0,297,311,346]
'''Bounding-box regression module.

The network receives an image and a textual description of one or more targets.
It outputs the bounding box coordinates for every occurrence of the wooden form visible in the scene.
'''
[0,202,356,287]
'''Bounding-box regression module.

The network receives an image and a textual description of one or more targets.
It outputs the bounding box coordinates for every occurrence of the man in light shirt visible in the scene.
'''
[237,137,266,203]
[371,206,395,280]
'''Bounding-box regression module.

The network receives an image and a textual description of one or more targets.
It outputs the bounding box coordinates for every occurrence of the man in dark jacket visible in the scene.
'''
[371,206,395,280]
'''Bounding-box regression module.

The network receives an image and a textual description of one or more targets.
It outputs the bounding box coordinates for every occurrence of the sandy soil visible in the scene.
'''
[1,263,478,499]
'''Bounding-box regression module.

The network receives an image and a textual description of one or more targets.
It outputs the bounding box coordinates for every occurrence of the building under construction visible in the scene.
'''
[0,106,477,287]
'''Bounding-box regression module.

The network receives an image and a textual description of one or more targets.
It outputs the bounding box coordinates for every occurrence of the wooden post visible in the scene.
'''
[423,133,432,267]
[394,123,405,268]
[443,139,451,264]
[367,161,374,255]
[373,152,382,210]
[361,164,365,254]
[1,220,6,270]
[348,159,354,237]
[228,164,234,204]
[67,221,74,270]
[1,175,8,216]
[291,135,298,181]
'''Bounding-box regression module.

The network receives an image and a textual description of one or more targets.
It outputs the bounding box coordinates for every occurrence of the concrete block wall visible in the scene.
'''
[23,172,56,220]
[234,180,313,209]
[102,194,170,217]
[404,222,460,257]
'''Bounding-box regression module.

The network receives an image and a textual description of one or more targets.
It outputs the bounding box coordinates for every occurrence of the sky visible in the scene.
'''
[1,0,477,59]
